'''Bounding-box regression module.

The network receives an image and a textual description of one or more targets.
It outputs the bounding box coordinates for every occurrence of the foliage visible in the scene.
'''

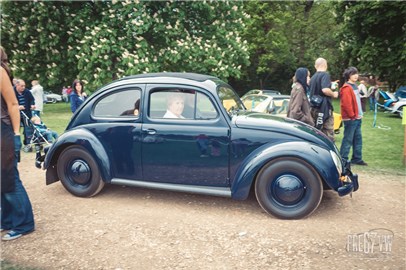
[1,1,404,94]
[334,1,406,90]
[239,1,342,94]
[1,1,76,90]
[1,0,249,92]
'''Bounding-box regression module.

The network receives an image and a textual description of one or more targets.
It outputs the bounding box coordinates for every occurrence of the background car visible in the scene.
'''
[41,73,358,219]
[242,94,343,133]
[241,89,281,99]
[43,91,62,103]
[241,94,290,117]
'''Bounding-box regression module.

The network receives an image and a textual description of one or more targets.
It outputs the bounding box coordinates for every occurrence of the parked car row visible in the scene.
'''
[43,91,63,104]
[38,73,358,220]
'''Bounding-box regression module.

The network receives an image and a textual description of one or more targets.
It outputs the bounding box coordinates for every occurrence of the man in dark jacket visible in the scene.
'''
[309,58,339,141]
[14,79,35,152]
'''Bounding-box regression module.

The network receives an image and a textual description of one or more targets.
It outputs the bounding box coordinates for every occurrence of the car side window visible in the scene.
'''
[196,92,218,119]
[149,89,218,120]
[93,89,141,118]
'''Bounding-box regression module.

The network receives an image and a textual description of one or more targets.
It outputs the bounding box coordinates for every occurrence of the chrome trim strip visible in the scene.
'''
[111,178,232,197]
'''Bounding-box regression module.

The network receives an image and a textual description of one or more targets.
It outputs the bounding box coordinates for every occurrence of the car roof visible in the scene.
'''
[118,72,219,83]
[246,89,281,95]
[271,95,290,99]
[241,94,272,100]
[94,72,226,95]
[242,94,290,100]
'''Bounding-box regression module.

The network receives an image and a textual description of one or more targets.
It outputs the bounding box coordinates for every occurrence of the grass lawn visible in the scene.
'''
[39,100,405,176]
[332,99,405,176]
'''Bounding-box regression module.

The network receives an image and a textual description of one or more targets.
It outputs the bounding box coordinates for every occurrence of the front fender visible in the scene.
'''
[231,141,340,200]
[44,128,111,184]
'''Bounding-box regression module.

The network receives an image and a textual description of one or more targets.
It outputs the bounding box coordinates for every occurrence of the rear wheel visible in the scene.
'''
[255,157,323,219]
[57,146,104,197]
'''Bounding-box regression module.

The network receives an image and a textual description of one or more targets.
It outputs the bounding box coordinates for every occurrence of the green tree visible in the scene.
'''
[239,1,342,94]
[1,1,78,89]
[334,1,406,90]
[1,1,249,91]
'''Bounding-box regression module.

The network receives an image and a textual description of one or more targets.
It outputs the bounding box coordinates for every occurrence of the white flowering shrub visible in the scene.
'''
[2,1,249,91]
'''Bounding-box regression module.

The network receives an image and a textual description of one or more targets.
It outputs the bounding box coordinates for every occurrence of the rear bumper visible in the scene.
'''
[337,162,359,197]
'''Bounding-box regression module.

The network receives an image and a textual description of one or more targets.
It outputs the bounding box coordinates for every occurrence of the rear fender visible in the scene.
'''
[231,141,340,200]
[44,128,111,184]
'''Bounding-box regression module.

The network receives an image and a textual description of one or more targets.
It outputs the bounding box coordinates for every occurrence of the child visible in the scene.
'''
[31,115,58,143]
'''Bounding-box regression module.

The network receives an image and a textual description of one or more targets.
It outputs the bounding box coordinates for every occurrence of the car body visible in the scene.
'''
[41,73,358,219]
[378,90,406,117]
[395,86,406,99]
[242,94,343,133]
[44,91,63,103]
[389,98,406,118]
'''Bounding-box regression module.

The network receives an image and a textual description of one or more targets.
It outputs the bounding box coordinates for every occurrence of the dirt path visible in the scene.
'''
[1,153,405,270]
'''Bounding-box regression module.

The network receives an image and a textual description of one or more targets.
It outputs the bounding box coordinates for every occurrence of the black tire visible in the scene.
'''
[255,157,323,219]
[57,145,104,197]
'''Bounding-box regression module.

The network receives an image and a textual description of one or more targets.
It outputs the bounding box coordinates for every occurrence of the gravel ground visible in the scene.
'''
[1,152,405,270]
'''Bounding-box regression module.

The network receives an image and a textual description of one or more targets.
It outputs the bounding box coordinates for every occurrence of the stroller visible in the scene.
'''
[20,111,51,168]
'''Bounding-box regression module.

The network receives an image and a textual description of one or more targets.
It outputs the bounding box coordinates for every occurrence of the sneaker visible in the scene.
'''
[2,230,22,241]
[352,160,368,166]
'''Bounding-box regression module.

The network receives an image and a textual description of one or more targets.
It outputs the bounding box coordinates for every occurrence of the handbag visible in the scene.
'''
[310,95,323,108]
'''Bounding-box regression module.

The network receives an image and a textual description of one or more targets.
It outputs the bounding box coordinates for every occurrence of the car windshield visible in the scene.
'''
[242,95,270,110]
[217,85,245,117]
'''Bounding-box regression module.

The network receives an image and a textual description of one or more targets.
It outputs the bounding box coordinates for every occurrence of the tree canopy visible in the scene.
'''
[1,1,404,93]
[334,1,406,90]
[1,1,249,91]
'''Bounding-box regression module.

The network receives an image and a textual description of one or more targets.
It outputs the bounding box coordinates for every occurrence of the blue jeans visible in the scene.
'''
[1,160,35,234]
[42,130,58,142]
[369,97,376,111]
[340,119,363,163]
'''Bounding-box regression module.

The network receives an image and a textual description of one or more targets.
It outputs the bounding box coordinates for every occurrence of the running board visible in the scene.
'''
[111,178,232,197]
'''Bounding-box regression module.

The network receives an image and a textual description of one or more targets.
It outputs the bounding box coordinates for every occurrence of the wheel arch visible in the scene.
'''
[230,141,340,200]
[44,128,112,185]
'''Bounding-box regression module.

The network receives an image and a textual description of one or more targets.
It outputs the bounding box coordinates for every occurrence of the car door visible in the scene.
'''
[92,86,143,180]
[141,85,230,187]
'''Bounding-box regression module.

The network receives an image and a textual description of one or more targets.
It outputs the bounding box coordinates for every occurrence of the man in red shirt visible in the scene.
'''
[339,67,367,166]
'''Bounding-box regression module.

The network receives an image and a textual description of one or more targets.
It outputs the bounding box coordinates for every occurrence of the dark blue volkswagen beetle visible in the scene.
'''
[42,73,358,219]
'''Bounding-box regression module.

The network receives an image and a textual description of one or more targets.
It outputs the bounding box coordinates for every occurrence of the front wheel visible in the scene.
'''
[255,157,323,219]
[57,145,104,197]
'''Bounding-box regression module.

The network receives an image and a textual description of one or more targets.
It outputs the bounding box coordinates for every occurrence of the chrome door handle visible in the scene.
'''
[142,129,157,135]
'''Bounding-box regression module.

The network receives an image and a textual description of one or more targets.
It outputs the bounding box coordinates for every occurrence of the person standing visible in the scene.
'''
[358,80,367,112]
[309,58,339,141]
[339,67,367,166]
[367,84,379,111]
[1,46,35,241]
[61,86,69,102]
[14,79,35,152]
[287,67,314,126]
[70,80,87,113]
[30,80,44,117]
